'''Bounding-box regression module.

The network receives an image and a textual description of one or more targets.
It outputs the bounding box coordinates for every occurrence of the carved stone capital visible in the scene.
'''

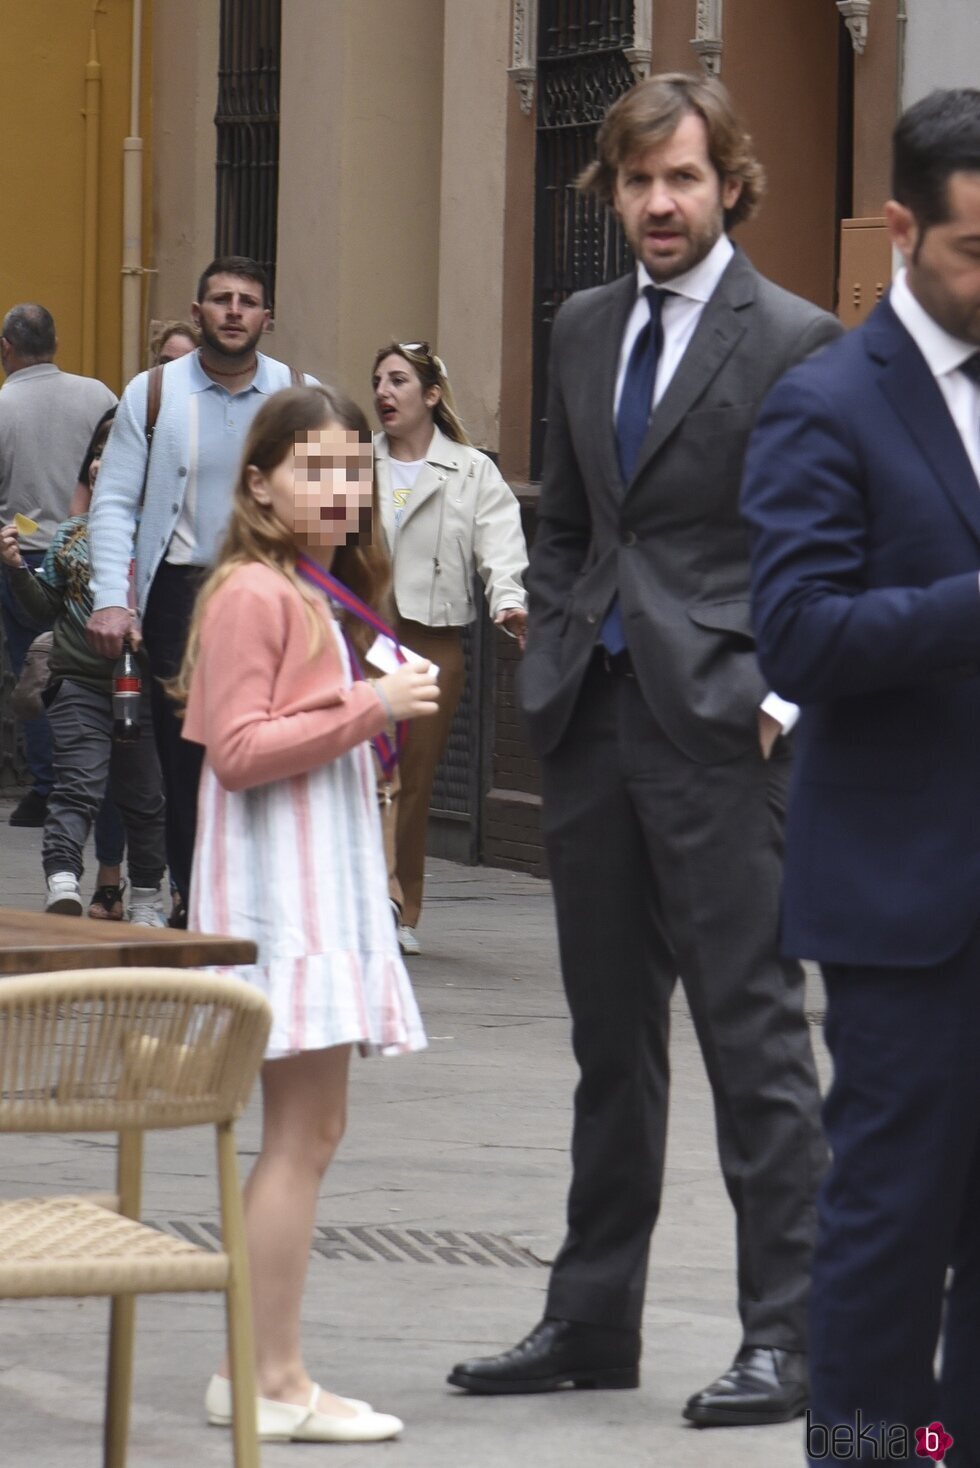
[508,64,536,115]
[837,0,871,54]
[623,46,652,81]
[626,1,653,81]
[690,38,723,76]
[510,0,538,114]
[691,0,724,77]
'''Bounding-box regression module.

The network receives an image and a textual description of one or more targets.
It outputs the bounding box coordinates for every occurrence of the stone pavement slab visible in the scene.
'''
[0,806,828,1466]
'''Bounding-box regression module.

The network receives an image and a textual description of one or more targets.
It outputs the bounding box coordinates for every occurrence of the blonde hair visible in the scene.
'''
[371,342,472,446]
[171,384,392,706]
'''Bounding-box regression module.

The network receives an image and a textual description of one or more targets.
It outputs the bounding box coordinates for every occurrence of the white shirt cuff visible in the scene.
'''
[760,692,800,736]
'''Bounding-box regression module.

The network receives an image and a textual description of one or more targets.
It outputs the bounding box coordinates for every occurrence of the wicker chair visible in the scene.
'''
[0,968,272,1467]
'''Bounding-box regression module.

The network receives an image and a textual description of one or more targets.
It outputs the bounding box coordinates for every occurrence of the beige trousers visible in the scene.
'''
[379,620,465,928]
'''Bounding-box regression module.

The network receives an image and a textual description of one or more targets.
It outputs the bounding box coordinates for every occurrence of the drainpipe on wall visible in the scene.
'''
[121,0,144,384]
[896,0,908,111]
[81,21,102,377]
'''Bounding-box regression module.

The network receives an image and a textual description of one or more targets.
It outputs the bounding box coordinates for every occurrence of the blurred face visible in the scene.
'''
[192,273,269,359]
[88,435,110,490]
[248,425,374,548]
[372,353,439,441]
[157,331,197,365]
[611,110,741,282]
[887,172,980,344]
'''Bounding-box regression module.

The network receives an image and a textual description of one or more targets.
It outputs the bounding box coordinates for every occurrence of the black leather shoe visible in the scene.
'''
[9,789,48,828]
[683,1346,809,1426]
[447,1318,640,1395]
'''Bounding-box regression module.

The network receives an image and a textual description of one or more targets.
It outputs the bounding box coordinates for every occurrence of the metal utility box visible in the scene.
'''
[838,218,893,327]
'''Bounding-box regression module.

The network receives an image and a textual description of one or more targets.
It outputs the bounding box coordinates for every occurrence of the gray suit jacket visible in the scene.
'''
[518,247,843,763]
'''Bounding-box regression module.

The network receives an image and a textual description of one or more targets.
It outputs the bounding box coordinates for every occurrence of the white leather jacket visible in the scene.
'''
[374,427,528,626]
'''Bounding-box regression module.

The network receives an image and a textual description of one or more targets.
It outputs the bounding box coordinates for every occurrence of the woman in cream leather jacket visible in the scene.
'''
[371,341,528,955]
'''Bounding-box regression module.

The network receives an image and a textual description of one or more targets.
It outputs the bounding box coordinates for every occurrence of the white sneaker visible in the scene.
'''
[44,871,82,916]
[397,924,421,957]
[127,885,168,927]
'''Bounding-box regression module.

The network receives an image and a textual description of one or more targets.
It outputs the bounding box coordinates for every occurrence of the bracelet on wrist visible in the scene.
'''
[371,680,396,728]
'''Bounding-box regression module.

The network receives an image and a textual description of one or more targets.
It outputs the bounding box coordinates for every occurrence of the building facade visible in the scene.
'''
[0,2,954,863]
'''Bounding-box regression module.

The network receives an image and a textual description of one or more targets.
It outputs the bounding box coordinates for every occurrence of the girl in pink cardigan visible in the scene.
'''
[176,384,439,1444]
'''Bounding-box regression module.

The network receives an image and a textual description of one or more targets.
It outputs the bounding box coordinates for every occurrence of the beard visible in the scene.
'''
[633,215,723,283]
[197,317,264,363]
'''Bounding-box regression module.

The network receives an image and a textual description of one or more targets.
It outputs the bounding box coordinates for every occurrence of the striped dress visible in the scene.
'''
[189,619,426,1061]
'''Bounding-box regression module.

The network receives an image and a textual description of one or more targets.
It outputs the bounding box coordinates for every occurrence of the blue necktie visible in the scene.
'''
[601,286,668,654]
[959,352,980,386]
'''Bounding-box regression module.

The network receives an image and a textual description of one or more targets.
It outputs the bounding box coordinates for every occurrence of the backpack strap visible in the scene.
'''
[145,362,164,443]
[289,365,304,387]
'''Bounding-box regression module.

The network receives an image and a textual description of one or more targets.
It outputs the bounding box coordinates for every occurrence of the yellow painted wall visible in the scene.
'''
[0,0,152,392]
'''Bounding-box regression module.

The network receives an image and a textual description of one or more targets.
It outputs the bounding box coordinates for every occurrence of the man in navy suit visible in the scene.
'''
[743,89,980,1467]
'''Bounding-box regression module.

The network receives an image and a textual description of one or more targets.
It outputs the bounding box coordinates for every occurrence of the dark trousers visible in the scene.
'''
[44,679,165,887]
[141,562,205,906]
[540,656,826,1342]
[94,791,126,868]
[1,554,54,795]
[808,937,980,1467]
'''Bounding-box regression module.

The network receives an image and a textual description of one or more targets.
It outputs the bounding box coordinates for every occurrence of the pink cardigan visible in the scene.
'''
[182,562,388,792]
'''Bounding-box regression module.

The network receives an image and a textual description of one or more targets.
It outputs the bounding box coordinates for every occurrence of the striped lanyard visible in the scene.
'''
[295,552,406,777]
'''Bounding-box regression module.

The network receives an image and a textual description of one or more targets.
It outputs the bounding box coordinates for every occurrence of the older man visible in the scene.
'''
[0,304,116,826]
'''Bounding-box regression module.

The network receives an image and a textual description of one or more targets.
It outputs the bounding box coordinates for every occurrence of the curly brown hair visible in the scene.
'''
[578,72,765,231]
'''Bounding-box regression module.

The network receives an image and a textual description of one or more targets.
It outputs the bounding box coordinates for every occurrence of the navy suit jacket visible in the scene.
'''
[742,297,980,968]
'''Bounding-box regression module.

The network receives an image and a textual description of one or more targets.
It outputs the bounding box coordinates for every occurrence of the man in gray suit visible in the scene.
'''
[449,73,838,1425]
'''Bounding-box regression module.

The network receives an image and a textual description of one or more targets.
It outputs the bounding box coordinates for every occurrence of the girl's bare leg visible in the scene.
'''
[220,1043,357,1414]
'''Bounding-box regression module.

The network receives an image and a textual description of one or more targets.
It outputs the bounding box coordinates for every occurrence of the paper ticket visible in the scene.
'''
[366,633,439,681]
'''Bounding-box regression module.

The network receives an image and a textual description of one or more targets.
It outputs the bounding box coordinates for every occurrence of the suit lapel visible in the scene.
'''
[869,301,980,549]
[626,250,753,489]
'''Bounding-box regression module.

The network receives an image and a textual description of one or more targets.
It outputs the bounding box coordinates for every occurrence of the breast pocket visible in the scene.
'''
[669,404,759,515]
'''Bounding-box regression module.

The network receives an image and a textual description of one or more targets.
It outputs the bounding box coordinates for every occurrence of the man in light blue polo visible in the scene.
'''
[87,255,316,919]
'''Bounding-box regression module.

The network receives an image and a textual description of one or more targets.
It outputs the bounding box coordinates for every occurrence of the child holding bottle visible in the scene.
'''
[0,409,167,922]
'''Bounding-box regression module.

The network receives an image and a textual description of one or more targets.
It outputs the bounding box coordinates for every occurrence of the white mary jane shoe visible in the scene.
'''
[204,1374,401,1442]
[205,1373,371,1423]
[258,1385,403,1443]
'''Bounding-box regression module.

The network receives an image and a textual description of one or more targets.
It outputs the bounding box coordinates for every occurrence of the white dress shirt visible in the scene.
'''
[614,234,735,416]
[889,267,980,485]
[613,234,797,734]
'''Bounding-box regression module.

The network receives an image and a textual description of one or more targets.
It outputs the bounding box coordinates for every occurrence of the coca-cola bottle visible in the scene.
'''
[112,641,141,743]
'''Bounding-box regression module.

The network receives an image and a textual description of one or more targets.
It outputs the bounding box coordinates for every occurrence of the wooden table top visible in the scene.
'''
[0,907,257,976]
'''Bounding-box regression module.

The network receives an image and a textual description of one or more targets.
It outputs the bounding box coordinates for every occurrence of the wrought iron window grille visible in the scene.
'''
[214,0,281,310]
